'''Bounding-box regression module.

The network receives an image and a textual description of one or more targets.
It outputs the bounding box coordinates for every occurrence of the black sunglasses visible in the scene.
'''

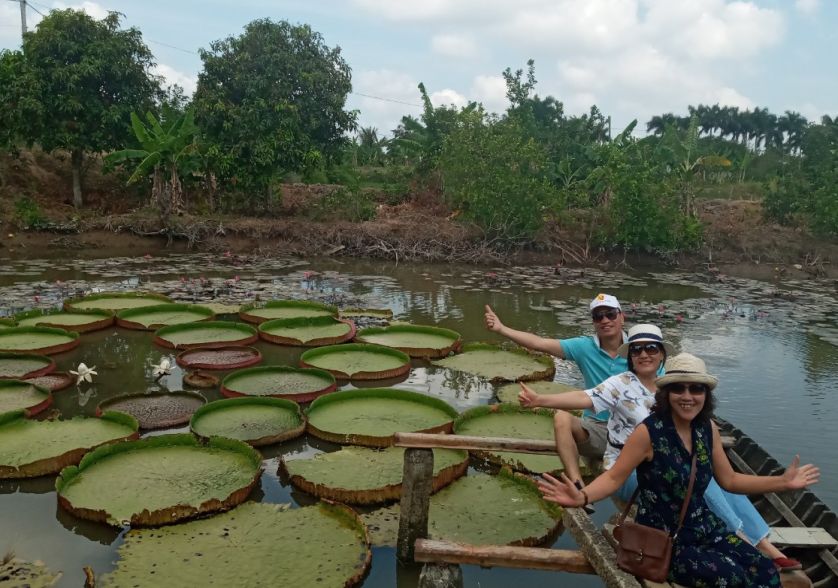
[628,343,662,357]
[666,383,708,395]
[591,308,620,322]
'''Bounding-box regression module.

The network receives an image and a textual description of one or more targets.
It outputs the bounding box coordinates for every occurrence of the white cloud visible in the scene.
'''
[470,74,508,114]
[152,63,198,96]
[51,1,109,20]
[349,69,424,134]
[795,0,820,15]
[430,88,468,108]
[1,0,110,49]
[430,33,478,59]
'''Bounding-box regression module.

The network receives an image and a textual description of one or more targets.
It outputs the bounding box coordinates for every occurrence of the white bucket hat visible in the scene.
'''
[590,293,621,311]
[617,324,675,358]
[655,353,719,391]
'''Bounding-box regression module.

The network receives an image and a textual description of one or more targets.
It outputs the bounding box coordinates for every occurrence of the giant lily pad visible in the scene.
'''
[15,308,114,333]
[496,380,576,404]
[221,366,337,403]
[361,470,562,547]
[354,324,462,358]
[0,352,56,379]
[306,388,458,447]
[454,404,569,474]
[259,315,356,346]
[0,326,80,355]
[96,392,207,430]
[24,372,74,392]
[56,434,262,526]
[432,343,555,382]
[116,303,215,330]
[154,321,258,350]
[0,318,15,328]
[282,446,467,504]
[0,380,52,416]
[64,291,171,312]
[176,346,262,370]
[98,501,370,588]
[0,411,139,478]
[0,557,62,587]
[239,300,337,324]
[300,343,411,380]
[191,397,305,446]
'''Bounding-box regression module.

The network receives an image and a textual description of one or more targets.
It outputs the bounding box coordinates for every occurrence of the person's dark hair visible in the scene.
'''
[652,383,716,423]
[627,345,666,375]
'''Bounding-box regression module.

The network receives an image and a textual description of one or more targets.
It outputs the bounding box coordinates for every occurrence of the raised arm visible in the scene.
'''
[538,424,653,507]
[710,422,819,494]
[518,382,594,411]
[484,305,565,358]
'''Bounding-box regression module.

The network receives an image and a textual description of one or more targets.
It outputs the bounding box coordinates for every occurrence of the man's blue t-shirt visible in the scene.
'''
[560,335,628,422]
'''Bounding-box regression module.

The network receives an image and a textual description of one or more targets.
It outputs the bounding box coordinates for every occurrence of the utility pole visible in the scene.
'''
[19,0,27,37]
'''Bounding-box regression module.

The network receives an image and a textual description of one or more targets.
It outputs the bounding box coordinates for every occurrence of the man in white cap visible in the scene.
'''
[485,293,627,496]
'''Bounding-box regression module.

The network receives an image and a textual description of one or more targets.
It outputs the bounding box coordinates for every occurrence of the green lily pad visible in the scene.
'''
[361,470,561,547]
[259,316,356,346]
[15,308,114,333]
[0,318,15,328]
[0,353,56,379]
[116,303,215,330]
[0,326,80,355]
[220,366,337,403]
[306,388,458,447]
[454,404,569,474]
[354,324,462,358]
[496,380,576,404]
[300,343,411,380]
[282,446,467,504]
[201,301,241,315]
[432,343,555,382]
[0,557,62,587]
[96,392,207,430]
[0,380,52,417]
[56,434,262,526]
[0,411,139,478]
[154,321,258,350]
[191,397,305,446]
[176,346,262,370]
[339,308,394,319]
[239,300,337,324]
[98,502,370,587]
[64,291,171,312]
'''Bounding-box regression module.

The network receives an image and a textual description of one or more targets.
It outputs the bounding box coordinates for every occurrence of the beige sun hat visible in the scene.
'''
[617,324,675,358]
[654,352,719,391]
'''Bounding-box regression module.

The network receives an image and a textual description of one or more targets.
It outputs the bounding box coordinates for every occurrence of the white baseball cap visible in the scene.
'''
[590,293,621,311]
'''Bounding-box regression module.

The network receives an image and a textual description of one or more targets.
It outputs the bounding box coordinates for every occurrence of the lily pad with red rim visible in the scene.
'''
[354,324,462,358]
[96,391,207,430]
[176,346,262,370]
[220,366,336,403]
[259,315,356,346]
[0,380,52,417]
[24,372,74,392]
[239,300,337,324]
[190,397,305,446]
[14,308,114,333]
[0,352,56,379]
[0,326,80,355]
[154,321,258,350]
[116,303,215,330]
[305,387,458,447]
[432,343,555,382]
[64,291,171,312]
[299,343,411,380]
[56,434,262,526]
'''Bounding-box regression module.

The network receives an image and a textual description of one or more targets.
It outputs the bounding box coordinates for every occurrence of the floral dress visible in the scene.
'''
[635,413,780,587]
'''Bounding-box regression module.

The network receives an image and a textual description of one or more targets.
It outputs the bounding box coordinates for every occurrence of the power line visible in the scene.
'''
[352,92,421,108]
[26,2,44,17]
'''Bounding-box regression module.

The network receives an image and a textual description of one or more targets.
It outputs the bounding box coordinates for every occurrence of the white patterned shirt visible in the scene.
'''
[584,371,656,470]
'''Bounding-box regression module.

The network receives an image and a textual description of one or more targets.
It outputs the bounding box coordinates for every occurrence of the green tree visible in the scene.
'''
[192,19,356,206]
[0,10,161,208]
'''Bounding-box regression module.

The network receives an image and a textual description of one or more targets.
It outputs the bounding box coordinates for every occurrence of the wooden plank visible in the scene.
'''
[768,527,838,548]
[414,539,595,574]
[397,448,434,563]
[394,432,557,454]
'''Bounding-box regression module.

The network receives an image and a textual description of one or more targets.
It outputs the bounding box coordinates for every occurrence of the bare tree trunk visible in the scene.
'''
[71,149,84,208]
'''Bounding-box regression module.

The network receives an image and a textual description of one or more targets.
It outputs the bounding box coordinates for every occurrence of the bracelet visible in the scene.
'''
[580,489,590,507]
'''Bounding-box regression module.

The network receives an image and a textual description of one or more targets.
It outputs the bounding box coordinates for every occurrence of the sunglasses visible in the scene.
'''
[628,343,662,357]
[591,308,620,322]
[666,383,708,395]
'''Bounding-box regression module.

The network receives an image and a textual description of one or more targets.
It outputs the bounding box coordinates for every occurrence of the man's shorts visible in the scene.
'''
[577,416,608,458]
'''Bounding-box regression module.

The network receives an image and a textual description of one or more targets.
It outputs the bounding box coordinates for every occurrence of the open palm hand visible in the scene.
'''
[537,473,584,507]
[783,455,820,490]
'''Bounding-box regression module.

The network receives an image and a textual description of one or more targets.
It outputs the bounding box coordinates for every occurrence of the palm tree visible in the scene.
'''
[356,126,387,166]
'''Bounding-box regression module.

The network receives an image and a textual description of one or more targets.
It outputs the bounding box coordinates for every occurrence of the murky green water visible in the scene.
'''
[1,250,837,587]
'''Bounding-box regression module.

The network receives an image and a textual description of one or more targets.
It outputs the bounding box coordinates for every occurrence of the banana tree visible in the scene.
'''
[106,109,198,217]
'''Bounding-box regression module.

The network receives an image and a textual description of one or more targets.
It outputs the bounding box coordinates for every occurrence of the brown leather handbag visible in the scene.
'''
[612,452,697,582]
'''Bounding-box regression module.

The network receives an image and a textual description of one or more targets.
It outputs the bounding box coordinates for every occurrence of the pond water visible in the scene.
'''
[1,251,837,587]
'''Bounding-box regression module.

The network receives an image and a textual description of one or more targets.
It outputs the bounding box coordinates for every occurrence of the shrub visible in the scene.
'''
[305,187,376,222]
[13,196,46,229]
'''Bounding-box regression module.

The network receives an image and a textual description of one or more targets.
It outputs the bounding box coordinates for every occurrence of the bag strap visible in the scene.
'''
[617,451,699,537]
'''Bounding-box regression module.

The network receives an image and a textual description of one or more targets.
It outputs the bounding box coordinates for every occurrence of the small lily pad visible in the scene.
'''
[15,308,114,333]
[239,300,337,324]
[191,397,305,446]
[0,380,52,417]
[154,321,258,350]
[282,446,467,504]
[339,308,394,319]
[0,327,80,355]
[116,303,215,330]
[306,388,458,447]
[176,346,262,370]
[300,343,411,380]
[0,353,56,379]
[221,366,337,403]
[259,315,356,346]
[64,292,171,312]
[496,380,576,404]
[354,324,462,358]
[96,392,207,430]
[432,343,555,382]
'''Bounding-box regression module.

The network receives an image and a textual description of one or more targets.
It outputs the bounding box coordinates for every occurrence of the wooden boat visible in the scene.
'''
[717,417,838,588]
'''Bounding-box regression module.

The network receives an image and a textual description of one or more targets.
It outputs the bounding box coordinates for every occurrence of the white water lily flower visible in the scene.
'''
[70,363,97,385]
[152,358,173,378]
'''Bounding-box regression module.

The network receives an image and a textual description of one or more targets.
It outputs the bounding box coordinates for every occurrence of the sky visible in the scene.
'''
[1,0,837,137]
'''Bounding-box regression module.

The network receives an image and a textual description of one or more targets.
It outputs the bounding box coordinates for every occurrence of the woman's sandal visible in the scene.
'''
[773,557,803,571]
